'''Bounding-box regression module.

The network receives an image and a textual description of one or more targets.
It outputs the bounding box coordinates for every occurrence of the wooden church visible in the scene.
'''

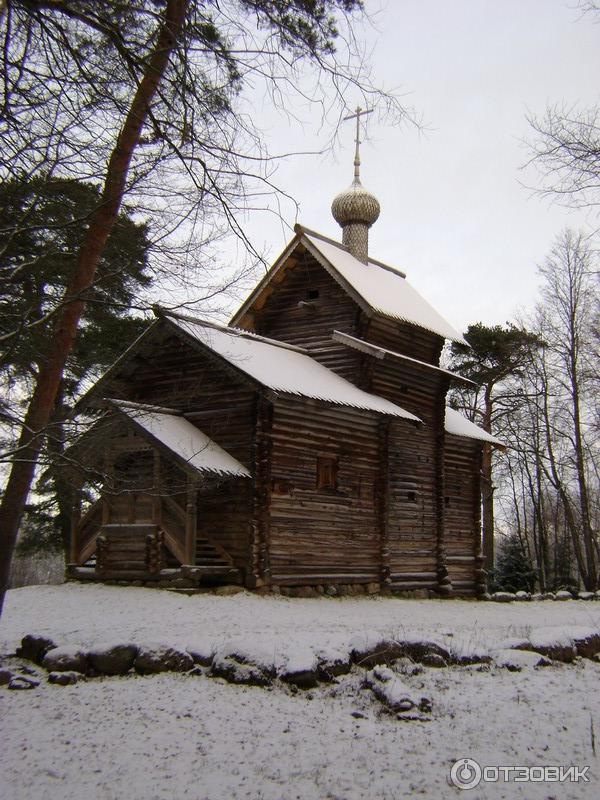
[68,122,503,597]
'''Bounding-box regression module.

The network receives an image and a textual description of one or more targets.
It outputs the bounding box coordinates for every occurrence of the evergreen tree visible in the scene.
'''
[448,323,541,575]
[491,533,536,594]
[1,176,151,557]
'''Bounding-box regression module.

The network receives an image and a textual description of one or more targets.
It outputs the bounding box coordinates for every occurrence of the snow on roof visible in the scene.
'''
[332,330,474,384]
[445,407,505,447]
[165,314,420,421]
[113,401,251,478]
[302,231,466,344]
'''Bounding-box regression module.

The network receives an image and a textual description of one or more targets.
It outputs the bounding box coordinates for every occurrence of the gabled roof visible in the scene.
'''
[231,224,466,344]
[111,400,251,478]
[445,407,505,448]
[164,312,420,422]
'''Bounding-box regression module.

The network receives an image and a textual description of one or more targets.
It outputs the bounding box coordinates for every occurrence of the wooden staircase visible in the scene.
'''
[96,524,162,579]
[191,534,241,583]
[72,513,241,585]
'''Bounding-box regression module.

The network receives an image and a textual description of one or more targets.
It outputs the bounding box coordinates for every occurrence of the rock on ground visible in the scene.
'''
[48,671,81,686]
[211,650,273,686]
[88,643,138,675]
[364,665,432,715]
[8,675,40,690]
[42,646,87,674]
[134,644,193,674]
[492,649,551,671]
[16,634,56,665]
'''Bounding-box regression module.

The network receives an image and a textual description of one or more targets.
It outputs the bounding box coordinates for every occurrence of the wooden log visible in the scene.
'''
[185,478,198,565]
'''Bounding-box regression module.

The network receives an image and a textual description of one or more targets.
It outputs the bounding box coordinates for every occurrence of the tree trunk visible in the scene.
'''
[45,382,73,561]
[0,0,189,617]
[569,327,597,589]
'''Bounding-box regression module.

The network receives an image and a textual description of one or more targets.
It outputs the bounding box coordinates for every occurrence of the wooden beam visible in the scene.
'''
[70,493,81,564]
[185,477,198,565]
[152,450,161,525]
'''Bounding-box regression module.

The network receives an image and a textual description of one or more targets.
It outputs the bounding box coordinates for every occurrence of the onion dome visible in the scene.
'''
[331,177,380,229]
[331,106,380,263]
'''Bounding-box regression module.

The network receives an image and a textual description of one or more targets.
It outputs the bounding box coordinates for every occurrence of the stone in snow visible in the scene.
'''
[8,675,40,690]
[317,654,352,681]
[48,671,81,686]
[16,634,57,665]
[0,667,14,685]
[211,652,272,687]
[517,628,577,663]
[42,646,87,674]
[364,666,432,715]
[554,590,573,601]
[88,643,138,675]
[568,628,600,659]
[350,632,449,668]
[578,591,595,601]
[134,644,193,674]
[186,646,214,668]
[492,649,551,671]
[279,649,320,689]
[490,592,515,603]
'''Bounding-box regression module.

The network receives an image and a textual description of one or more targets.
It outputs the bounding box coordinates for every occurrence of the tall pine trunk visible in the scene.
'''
[0,0,189,617]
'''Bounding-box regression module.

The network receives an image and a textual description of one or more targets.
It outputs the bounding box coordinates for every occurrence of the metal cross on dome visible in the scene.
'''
[343,105,373,182]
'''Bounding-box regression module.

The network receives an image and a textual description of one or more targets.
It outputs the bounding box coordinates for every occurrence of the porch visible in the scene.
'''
[68,401,251,586]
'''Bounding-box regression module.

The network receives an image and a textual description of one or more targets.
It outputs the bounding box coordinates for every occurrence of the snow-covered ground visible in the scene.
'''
[1,584,599,799]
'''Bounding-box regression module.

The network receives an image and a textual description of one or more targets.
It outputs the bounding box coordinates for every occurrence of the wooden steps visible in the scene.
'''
[195,535,234,568]
[96,524,160,578]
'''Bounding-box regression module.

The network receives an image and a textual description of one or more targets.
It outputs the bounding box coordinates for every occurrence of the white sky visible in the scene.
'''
[228,0,599,333]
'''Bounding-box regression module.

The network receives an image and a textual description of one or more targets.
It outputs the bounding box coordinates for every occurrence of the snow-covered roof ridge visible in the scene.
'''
[300,229,467,344]
[154,307,309,354]
[294,224,407,278]
[445,407,505,448]
[159,312,420,422]
[109,399,251,478]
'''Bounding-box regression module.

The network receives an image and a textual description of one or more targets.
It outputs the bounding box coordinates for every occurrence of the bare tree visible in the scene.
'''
[494,230,599,592]
[537,231,599,589]
[0,0,409,615]
[526,104,600,211]
[525,4,599,212]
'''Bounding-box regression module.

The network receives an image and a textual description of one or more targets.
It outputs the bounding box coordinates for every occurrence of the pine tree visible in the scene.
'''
[491,533,536,594]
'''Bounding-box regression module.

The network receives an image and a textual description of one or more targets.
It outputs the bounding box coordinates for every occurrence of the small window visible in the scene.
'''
[407,490,417,502]
[316,455,338,491]
[444,496,450,507]
[272,478,292,495]
[306,288,320,301]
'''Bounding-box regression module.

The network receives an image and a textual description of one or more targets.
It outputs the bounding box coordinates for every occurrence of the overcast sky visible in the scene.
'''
[229,0,599,333]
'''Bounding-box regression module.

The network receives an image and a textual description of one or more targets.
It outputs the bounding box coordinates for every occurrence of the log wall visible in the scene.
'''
[362,314,445,366]
[247,248,362,380]
[367,353,449,592]
[444,434,483,595]
[267,398,381,585]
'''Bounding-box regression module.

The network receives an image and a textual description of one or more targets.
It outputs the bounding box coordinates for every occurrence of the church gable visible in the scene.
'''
[239,241,362,379]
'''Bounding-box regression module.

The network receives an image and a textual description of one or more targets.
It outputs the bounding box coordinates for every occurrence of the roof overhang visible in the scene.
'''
[332,330,475,385]
[108,399,252,478]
